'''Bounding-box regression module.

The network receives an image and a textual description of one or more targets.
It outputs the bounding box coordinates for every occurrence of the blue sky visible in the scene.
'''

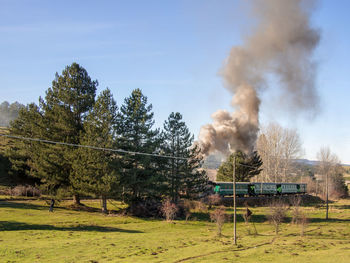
[1,0,350,163]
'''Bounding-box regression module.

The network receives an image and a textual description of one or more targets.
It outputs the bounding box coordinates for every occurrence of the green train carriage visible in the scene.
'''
[213,182,307,196]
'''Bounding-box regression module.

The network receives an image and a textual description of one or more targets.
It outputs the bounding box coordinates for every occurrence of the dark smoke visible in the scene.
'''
[198,0,320,156]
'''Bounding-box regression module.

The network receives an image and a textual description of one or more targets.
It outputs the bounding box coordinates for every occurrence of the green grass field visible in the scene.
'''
[1,198,350,263]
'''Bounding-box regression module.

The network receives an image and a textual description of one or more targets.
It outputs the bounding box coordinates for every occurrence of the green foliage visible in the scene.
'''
[183,144,209,199]
[72,88,120,210]
[6,104,43,185]
[40,63,97,195]
[161,112,208,202]
[217,151,263,182]
[0,127,11,186]
[117,89,161,203]
[7,63,97,198]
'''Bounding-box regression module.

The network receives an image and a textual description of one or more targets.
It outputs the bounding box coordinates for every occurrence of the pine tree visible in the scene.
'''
[183,143,209,199]
[162,112,192,203]
[162,112,208,202]
[72,88,120,213]
[216,151,263,182]
[40,63,97,203]
[117,89,161,203]
[8,63,98,202]
[6,103,43,185]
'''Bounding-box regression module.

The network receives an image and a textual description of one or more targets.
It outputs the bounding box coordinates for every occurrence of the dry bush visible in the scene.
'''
[0,187,11,195]
[176,200,192,221]
[289,196,309,236]
[303,176,317,195]
[184,200,208,213]
[194,200,208,213]
[11,185,41,197]
[208,194,222,208]
[267,199,288,235]
[300,213,309,236]
[181,200,192,221]
[128,199,162,217]
[210,206,227,237]
[290,195,302,224]
[161,199,178,222]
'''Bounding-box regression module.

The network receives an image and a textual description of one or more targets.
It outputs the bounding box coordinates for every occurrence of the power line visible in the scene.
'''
[0,133,188,160]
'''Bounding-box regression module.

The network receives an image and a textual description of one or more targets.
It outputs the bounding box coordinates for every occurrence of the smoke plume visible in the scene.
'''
[198,0,320,156]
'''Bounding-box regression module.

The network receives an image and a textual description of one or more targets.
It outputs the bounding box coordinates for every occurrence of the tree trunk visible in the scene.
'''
[73,194,81,205]
[101,195,107,214]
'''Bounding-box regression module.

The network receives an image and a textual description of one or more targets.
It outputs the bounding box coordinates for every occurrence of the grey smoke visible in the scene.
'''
[198,0,320,156]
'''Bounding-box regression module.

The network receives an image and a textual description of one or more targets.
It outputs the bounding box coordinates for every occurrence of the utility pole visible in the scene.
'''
[326,171,329,220]
[233,155,237,245]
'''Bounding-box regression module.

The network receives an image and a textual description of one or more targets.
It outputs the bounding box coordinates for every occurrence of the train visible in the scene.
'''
[213,181,307,196]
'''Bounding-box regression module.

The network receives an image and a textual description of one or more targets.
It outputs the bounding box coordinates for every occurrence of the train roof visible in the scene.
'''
[214,181,306,185]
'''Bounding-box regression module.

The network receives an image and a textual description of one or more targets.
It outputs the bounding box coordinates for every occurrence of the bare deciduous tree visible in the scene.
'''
[257,123,303,182]
[316,147,339,220]
[267,199,288,235]
[210,206,228,237]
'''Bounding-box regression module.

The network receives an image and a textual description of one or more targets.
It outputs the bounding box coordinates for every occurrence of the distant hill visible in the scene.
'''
[203,153,350,170]
[292,159,320,166]
[293,159,350,167]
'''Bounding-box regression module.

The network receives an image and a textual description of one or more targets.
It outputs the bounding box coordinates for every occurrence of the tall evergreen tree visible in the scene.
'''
[183,144,209,199]
[162,112,208,203]
[6,103,43,185]
[117,89,161,203]
[40,63,97,203]
[7,63,97,202]
[216,151,263,182]
[72,88,120,213]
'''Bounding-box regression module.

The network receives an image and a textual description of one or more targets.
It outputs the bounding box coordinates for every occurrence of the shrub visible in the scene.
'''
[11,185,41,197]
[290,195,302,225]
[182,200,208,213]
[208,194,222,208]
[194,200,208,213]
[181,200,192,221]
[267,199,288,235]
[300,213,309,236]
[128,199,162,218]
[210,206,227,237]
[289,196,309,236]
[161,199,178,222]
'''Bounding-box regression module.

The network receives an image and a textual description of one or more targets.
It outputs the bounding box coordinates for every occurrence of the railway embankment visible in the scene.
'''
[221,194,325,207]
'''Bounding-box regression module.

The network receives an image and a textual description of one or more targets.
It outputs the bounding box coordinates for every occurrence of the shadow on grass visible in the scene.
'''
[0,201,48,210]
[0,221,143,233]
[190,212,267,223]
[309,217,350,223]
[0,200,104,213]
[332,205,350,210]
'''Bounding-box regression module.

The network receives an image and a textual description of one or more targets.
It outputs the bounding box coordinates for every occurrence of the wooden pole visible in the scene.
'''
[233,155,237,245]
[326,172,329,220]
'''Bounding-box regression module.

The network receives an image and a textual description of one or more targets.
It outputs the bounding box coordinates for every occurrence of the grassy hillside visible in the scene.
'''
[1,198,350,262]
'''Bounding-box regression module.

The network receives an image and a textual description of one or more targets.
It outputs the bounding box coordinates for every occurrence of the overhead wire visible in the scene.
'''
[0,133,188,160]
[0,133,270,167]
